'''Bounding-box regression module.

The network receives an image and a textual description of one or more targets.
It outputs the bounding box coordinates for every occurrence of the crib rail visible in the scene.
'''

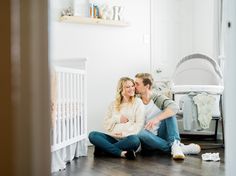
[51,66,87,152]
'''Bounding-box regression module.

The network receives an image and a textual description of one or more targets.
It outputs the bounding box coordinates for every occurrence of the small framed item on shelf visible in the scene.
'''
[73,0,89,17]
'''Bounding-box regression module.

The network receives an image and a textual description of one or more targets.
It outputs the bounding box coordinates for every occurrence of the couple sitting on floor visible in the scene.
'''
[89,73,201,160]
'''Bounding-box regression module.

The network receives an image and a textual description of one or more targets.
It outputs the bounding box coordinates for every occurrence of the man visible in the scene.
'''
[134,73,200,160]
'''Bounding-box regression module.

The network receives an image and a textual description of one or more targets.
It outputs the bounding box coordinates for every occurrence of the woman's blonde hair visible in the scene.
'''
[115,77,135,111]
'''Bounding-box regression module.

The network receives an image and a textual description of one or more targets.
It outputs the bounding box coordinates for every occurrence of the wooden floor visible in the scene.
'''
[52,140,225,176]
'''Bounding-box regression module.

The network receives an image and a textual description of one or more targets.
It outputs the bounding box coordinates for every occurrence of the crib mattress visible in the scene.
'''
[172,85,224,94]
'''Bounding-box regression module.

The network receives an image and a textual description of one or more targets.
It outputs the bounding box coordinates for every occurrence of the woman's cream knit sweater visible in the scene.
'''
[103,97,145,138]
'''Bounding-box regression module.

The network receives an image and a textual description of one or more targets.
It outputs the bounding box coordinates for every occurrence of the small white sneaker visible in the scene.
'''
[171,140,185,160]
[180,143,201,155]
[202,152,220,161]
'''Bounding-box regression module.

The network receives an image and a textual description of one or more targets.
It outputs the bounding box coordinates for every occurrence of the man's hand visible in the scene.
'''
[120,115,129,123]
[145,117,160,130]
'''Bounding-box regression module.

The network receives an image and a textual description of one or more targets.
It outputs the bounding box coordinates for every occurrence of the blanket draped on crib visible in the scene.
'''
[50,70,57,128]
[180,92,216,131]
[193,93,215,129]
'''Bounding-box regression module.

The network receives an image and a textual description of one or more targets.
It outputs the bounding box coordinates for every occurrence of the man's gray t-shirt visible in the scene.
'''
[144,100,162,134]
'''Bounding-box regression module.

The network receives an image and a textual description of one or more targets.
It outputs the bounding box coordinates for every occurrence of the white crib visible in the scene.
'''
[51,59,87,172]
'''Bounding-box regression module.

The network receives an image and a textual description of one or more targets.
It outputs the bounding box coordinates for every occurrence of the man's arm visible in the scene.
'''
[152,93,179,114]
[145,93,179,130]
[145,107,175,130]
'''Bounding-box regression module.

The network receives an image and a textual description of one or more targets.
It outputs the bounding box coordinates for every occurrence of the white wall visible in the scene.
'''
[50,0,151,135]
[151,0,216,80]
[224,0,236,175]
[50,0,223,141]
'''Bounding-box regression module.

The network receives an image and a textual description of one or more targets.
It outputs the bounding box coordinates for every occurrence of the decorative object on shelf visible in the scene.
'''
[73,0,89,17]
[92,4,99,18]
[61,6,73,17]
[89,3,94,17]
[113,6,124,21]
[99,4,113,20]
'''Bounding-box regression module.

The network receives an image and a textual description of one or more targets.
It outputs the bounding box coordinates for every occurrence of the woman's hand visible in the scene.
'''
[145,117,160,130]
[113,132,123,138]
[120,115,129,123]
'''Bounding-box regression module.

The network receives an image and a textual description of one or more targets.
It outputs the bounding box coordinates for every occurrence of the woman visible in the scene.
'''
[89,77,145,159]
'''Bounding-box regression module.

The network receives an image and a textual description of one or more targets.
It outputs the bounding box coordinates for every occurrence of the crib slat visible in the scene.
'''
[66,73,69,141]
[62,73,66,143]
[57,72,61,144]
[83,75,86,135]
[69,73,71,139]
[82,75,86,135]
[76,75,80,136]
[80,75,83,135]
[73,74,76,138]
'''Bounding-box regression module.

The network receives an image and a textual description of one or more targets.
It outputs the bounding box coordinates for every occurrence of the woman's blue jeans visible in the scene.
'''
[88,131,140,157]
[138,115,180,153]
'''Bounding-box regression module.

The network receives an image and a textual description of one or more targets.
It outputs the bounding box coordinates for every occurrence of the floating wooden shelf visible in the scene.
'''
[60,16,129,27]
